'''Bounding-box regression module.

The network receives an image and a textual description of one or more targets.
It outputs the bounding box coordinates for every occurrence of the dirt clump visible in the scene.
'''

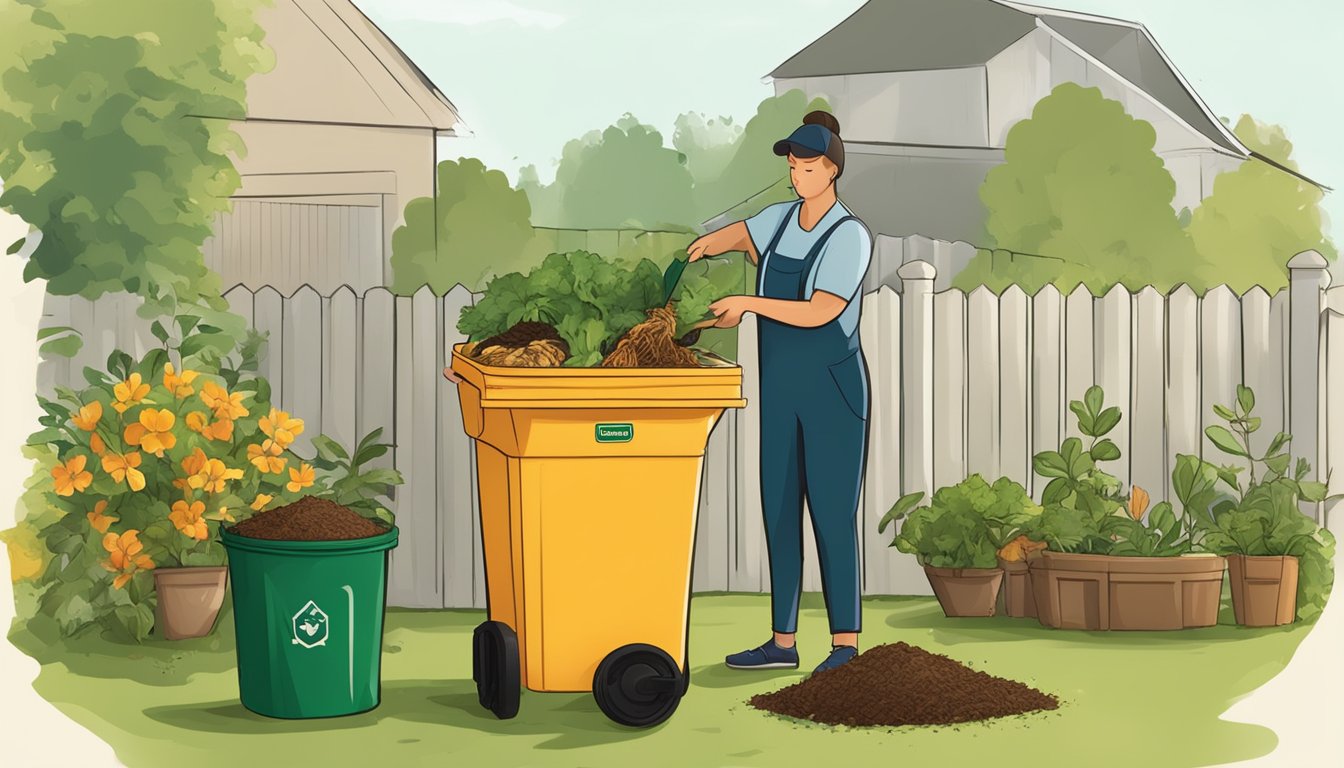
[601,303,700,368]
[748,642,1058,727]
[231,496,386,541]
[464,321,570,367]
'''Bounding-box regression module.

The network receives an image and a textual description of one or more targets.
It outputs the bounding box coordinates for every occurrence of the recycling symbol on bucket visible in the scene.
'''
[291,600,329,649]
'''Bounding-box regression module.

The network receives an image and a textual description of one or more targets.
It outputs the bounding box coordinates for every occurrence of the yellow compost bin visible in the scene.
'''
[447,344,745,728]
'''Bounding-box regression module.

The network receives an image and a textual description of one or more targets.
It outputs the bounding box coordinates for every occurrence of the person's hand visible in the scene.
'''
[709,295,753,329]
[687,234,712,263]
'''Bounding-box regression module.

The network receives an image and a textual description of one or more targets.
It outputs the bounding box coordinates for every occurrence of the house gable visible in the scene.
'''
[238,0,460,131]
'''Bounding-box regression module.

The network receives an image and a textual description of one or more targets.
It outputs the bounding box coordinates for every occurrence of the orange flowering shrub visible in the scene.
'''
[22,343,399,641]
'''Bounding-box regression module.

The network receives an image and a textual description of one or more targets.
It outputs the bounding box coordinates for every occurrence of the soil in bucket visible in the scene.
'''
[231,496,386,541]
[748,642,1058,727]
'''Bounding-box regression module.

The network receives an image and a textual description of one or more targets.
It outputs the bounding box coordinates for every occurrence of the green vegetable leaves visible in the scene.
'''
[880,475,1038,569]
[458,249,738,365]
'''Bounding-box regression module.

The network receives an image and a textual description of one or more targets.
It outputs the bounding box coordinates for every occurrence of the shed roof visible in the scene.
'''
[240,0,462,132]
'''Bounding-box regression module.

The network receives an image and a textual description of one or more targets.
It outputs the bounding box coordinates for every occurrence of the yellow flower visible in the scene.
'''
[259,409,304,450]
[101,451,146,492]
[51,455,93,497]
[189,458,244,494]
[248,443,288,474]
[185,410,234,442]
[89,433,107,457]
[101,530,154,589]
[1128,486,1151,521]
[86,500,118,534]
[112,373,151,415]
[200,381,249,421]
[250,493,274,512]
[287,463,315,493]
[174,448,208,495]
[73,401,103,431]
[162,363,200,398]
[123,408,177,457]
[169,500,209,541]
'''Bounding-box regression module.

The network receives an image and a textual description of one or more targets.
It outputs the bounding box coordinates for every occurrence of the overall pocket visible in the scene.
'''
[826,349,869,421]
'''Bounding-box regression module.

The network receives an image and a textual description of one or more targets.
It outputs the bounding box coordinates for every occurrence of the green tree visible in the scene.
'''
[0,0,273,322]
[691,90,830,223]
[390,157,534,293]
[559,115,697,230]
[959,82,1205,294]
[1187,115,1337,294]
[673,112,742,191]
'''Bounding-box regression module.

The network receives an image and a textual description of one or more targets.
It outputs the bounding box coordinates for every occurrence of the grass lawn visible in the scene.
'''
[8,592,1312,768]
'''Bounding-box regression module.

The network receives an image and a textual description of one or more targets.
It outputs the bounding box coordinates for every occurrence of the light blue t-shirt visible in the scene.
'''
[745,200,872,337]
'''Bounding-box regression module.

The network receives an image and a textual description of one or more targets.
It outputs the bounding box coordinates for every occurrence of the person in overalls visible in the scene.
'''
[686,110,872,675]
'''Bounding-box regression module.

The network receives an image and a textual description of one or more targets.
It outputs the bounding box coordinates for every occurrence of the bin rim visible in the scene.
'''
[221,525,399,556]
[450,343,741,377]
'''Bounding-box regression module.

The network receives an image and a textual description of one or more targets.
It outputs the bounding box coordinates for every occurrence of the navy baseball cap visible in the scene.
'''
[773,123,831,158]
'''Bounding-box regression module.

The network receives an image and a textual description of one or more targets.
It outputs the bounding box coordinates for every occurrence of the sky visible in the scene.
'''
[357,0,1344,236]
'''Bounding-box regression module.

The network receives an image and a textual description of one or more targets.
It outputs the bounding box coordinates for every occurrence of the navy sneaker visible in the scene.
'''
[812,645,858,675]
[725,639,799,670]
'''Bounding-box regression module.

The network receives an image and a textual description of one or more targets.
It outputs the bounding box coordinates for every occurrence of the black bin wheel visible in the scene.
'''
[472,621,520,719]
[593,644,684,728]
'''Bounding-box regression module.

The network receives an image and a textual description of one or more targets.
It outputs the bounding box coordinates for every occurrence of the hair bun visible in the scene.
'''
[802,110,841,137]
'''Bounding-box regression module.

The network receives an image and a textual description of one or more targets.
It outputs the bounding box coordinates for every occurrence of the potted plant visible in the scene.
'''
[1176,386,1340,626]
[1027,386,1226,631]
[879,474,1038,617]
[25,312,401,643]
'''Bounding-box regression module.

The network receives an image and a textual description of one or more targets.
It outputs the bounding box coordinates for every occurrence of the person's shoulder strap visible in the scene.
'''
[756,200,802,294]
[763,200,801,257]
[796,215,862,300]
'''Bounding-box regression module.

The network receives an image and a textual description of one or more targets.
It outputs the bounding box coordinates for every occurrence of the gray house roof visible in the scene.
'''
[768,1,1325,189]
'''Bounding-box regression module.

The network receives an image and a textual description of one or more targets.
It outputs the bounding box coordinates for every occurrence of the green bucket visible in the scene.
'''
[221,525,399,719]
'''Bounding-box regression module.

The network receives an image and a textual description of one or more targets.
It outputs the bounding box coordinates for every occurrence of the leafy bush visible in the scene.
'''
[878,475,1041,569]
[1175,385,1339,621]
[1029,386,1131,554]
[20,335,401,642]
[457,250,730,365]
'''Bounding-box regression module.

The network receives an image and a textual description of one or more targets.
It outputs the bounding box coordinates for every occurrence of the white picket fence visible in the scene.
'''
[36,252,1344,607]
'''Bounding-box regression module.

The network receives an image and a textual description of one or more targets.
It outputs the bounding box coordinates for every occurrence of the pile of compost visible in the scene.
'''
[231,496,386,541]
[749,642,1058,727]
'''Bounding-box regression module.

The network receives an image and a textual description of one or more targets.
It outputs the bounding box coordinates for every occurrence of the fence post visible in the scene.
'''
[899,260,936,501]
[1288,250,1330,521]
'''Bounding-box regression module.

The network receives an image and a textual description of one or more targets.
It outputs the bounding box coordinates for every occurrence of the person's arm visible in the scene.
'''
[745,292,847,327]
[686,221,758,265]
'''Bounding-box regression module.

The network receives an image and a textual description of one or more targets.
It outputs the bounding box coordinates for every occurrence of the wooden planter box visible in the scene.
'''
[924,565,1004,618]
[1028,551,1226,631]
[1227,554,1299,627]
[997,557,1037,619]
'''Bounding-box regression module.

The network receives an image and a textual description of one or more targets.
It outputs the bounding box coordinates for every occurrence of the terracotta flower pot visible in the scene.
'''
[923,565,1004,617]
[154,566,228,640]
[1028,551,1225,631]
[997,557,1037,619]
[1227,554,1299,627]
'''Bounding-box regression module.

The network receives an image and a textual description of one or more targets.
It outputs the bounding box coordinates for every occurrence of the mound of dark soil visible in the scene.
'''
[231,496,386,541]
[748,642,1059,727]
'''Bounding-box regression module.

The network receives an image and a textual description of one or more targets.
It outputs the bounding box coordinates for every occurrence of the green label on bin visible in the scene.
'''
[595,423,633,443]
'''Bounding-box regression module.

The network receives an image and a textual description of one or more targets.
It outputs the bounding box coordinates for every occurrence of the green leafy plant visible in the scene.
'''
[1177,385,1339,621]
[1029,386,1128,553]
[457,250,732,365]
[310,429,402,525]
[877,475,1040,569]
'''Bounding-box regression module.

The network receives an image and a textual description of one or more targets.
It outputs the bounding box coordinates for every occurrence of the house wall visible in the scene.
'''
[204,120,437,293]
[840,144,1001,245]
[774,68,990,147]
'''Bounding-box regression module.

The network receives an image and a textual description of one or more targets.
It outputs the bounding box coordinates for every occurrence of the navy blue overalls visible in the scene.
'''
[755,200,871,635]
